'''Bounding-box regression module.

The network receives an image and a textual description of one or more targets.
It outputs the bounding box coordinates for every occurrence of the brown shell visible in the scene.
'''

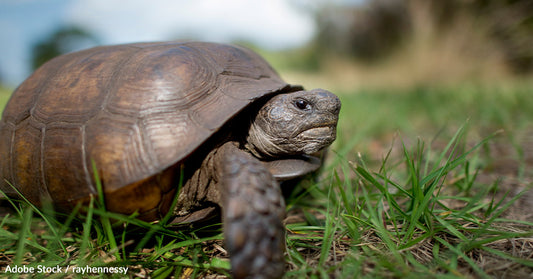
[0,42,293,219]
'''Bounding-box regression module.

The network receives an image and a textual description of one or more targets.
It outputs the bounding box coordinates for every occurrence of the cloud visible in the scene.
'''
[0,0,316,86]
[65,0,316,49]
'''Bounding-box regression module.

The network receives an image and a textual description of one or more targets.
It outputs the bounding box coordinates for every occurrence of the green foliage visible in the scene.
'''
[310,0,533,72]
[31,26,98,70]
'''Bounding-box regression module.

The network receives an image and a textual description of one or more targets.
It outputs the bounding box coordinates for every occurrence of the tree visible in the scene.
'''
[31,26,99,70]
[311,0,533,72]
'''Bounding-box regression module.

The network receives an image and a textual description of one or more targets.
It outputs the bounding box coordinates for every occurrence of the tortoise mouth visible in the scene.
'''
[297,124,337,139]
[294,125,337,155]
[299,126,335,138]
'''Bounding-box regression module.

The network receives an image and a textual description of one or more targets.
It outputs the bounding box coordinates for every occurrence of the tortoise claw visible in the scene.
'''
[219,143,285,279]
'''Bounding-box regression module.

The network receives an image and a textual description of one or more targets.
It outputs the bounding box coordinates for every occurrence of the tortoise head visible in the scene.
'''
[246,89,341,159]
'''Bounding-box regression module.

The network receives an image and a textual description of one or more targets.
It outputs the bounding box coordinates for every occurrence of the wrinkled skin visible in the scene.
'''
[174,89,340,278]
[246,89,340,158]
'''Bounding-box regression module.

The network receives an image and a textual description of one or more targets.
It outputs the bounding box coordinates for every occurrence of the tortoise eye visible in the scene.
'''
[294,99,311,110]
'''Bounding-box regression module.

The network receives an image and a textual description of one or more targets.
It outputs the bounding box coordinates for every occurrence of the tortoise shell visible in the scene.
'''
[0,42,297,219]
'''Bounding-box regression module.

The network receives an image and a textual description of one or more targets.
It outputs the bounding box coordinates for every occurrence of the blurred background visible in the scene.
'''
[1,0,532,90]
[1,0,532,163]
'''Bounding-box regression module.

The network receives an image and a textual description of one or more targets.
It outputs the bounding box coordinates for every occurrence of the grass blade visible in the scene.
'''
[14,206,33,265]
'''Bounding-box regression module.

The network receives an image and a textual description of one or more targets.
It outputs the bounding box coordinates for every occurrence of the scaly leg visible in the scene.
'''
[216,142,286,279]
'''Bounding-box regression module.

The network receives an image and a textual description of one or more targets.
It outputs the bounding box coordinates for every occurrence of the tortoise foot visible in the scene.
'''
[219,143,285,279]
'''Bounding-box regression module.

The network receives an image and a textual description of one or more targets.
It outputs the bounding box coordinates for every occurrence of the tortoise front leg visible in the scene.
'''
[216,142,286,279]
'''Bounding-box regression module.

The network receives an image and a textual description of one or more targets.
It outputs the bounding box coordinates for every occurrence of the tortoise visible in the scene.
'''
[0,42,340,278]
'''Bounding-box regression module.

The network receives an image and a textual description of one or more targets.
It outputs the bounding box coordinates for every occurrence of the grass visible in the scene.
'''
[1,84,533,278]
[286,124,532,278]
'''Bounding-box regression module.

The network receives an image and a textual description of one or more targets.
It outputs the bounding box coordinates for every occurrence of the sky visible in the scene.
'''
[0,0,344,87]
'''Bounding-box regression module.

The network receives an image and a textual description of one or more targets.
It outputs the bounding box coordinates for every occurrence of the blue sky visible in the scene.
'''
[1,0,347,87]
[1,0,72,86]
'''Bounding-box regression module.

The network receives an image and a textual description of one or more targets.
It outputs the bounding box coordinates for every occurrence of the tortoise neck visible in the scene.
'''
[244,120,290,160]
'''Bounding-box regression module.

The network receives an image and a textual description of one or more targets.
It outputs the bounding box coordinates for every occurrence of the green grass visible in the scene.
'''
[286,123,532,278]
[335,84,533,149]
[1,85,533,278]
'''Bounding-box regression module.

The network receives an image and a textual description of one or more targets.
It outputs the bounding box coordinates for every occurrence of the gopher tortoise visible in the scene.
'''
[0,42,340,278]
